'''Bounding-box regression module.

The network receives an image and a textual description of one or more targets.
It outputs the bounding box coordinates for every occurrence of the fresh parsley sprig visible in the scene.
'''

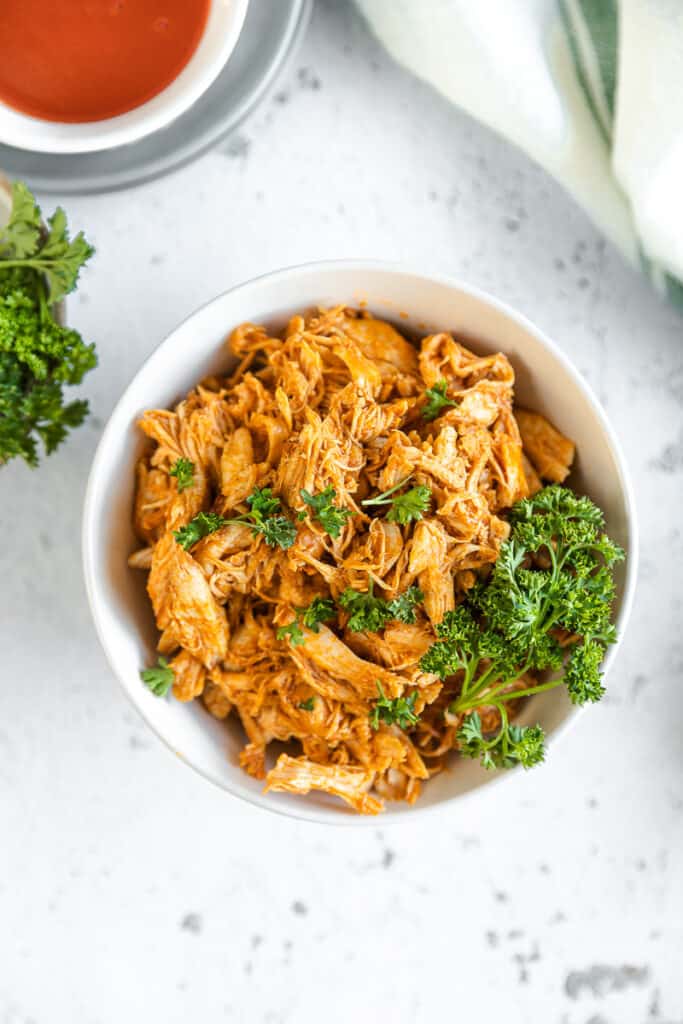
[169,457,195,492]
[174,487,297,551]
[299,697,316,711]
[277,620,305,647]
[361,477,432,524]
[140,657,174,697]
[339,580,389,633]
[277,596,336,647]
[339,580,424,632]
[419,485,624,770]
[0,182,94,304]
[301,596,336,630]
[422,379,458,421]
[299,486,353,538]
[457,711,545,770]
[369,682,420,731]
[386,587,425,623]
[173,511,226,550]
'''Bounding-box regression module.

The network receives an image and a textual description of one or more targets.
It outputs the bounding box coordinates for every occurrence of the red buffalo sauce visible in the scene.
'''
[0,0,211,123]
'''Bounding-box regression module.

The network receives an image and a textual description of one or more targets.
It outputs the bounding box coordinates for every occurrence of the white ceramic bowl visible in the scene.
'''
[0,0,249,154]
[82,262,638,825]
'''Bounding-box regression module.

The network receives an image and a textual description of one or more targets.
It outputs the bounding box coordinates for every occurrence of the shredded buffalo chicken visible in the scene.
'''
[129,307,574,813]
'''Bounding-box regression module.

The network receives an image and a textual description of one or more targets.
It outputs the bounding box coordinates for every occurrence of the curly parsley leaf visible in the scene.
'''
[369,682,420,731]
[386,586,424,624]
[419,485,623,771]
[278,596,336,647]
[472,485,624,657]
[242,487,297,549]
[564,639,606,705]
[387,485,432,524]
[339,582,391,633]
[169,457,195,492]
[259,515,298,549]
[140,657,174,697]
[510,484,604,530]
[457,712,545,770]
[300,486,353,538]
[247,486,282,519]
[340,580,425,632]
[420,605,515,680]
[173,511,226,550]
[362,477,432,524]
[422,379,458,421]
[277,621,305,647]
[300,596,336,632]
[175,488,298,551]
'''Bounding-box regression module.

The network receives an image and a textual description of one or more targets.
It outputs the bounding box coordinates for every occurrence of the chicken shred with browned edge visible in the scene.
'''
[130,306,574,814]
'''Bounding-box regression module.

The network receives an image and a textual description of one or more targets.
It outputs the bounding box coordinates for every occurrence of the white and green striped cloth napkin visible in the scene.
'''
[357,0,683,308]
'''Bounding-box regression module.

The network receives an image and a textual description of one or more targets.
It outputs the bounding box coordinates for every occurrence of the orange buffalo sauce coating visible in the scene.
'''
[0,0,211,123]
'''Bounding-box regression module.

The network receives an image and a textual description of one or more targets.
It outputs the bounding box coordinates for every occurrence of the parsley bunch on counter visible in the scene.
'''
[420,486,625,770]
[0,182,95,467]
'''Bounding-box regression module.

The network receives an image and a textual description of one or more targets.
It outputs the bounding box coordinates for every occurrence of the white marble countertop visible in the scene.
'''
[2,2,682,1022]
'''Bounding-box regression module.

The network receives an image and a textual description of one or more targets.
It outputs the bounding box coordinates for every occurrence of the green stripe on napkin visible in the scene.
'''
[558,0,618,144]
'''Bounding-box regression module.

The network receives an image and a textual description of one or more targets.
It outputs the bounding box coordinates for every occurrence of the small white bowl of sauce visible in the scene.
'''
[0,0,249,154]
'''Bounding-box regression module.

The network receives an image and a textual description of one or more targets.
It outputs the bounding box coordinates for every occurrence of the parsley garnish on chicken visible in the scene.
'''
[174,487,297,551]
[339,580,392,633]
[243,488,298,548]
[278,587,422,642]
[457,712,545,770]
[173,512,226,550]
[361,477,432,524]
[420,486,624,770]
[300,486,353,538]
[140,657,174,697]
[169,457,195,492]
[422,379,458,421]
[339,581,423,631]
[276,621,305,647]
[277,596,336,647]
[300,596,336,631]
[369,682,420,731]
[386,587,424,624]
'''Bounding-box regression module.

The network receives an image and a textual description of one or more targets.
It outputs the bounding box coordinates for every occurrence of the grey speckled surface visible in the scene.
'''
[1,2,682,1021]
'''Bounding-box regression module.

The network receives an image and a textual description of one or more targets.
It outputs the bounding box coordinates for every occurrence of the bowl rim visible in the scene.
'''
[0,0,249,154]
[82,259,639,826]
